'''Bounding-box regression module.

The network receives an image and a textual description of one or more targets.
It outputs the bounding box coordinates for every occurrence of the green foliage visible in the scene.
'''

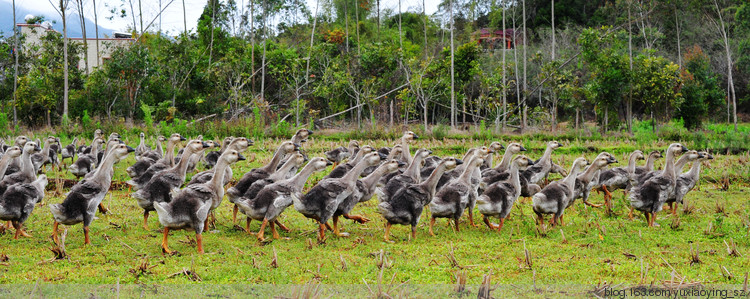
[81,110,92,129]
[140,104,154,129]
[677,46,725,130]
[0,112,8,136]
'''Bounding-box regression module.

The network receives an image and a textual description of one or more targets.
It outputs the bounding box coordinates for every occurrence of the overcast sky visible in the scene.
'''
[5,0,443,36]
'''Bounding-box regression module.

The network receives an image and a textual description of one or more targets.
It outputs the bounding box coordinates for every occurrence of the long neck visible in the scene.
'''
[288,163,320,191]
[0,154,14,181]
[20,150,34,175]
[421,163,449,199]
[139,136,145,147]
[663,150,676,179]
[90,151,118,182]
[403,153,424,181]
[164,141,177,166]
[579,163,601,181]
[541,145,554,162]
[686,160,702,178]
[401,138,412,164]
[458,158,477,183]
[509,161,521,190]
[43,139,52,158]
[262,147,286,173]
[156,140,163,156]
[496,149,515,170]
[645,156,657,171]
[484,151,494,168]
[627,154,639,174]
[342,159,370,183]
[90,142,100,160]
[361,165,391,189]
[563,165,583,189]
[174,147,199,177]
[349,149,366,165]
[209,158,231,198]
[673,155,691,173]
[269,158,298,181]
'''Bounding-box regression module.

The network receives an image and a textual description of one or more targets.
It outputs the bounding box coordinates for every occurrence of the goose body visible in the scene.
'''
[127,134,185,190]
[429,156,484,234]
[323,145,377,179]
[0,142,41,195]
[666,152,712,214]
[524,141,563,184]
[532,157,589,226]
[572,152,618,206]
[479,143,526,192]
[378,148,431,202]
[187,137,252,186]
[477,155,534,231]
[0,175,47,239]
[628,143,688,227]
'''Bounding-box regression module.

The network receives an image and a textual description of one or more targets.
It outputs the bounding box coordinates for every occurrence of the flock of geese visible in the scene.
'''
[0,129,713,254]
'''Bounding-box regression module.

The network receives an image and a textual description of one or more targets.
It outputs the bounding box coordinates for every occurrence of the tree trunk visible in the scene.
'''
[449,0,456,129]
[513,9,521,131]
[344,0,349,53]
[260,0,267,100]
[575,107,579,130]
[138,0,143,34]
[422,0,427,56]
[627,0,633,134]
[93,0,100,65]
[713,0,737,131]
[61,0,69,123]
[12,0,19,126]
[183,0,187,33]
[77,0,88,74]
[675,4,681,68]
[501,2,506,132]
[304,0,320,126]
[398,0,402,50]
[423,96,428,128]
[521,0,527,132]
[356,0,360,56]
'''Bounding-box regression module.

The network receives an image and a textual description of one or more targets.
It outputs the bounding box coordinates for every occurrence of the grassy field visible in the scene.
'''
[0,136,748,296]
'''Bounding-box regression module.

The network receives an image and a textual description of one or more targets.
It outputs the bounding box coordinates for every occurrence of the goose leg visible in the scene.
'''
[467,209,479,227]
[643,211,651,227]
[332,216,341,236]
[143,211,150,230]
[343,214,370,224]
[318,222,327,242]
[628,207,635,220]
[232,205,239,224]
[670,203,677,216]
[196,233,204,254]
[256,219,268,241]
[383,222,392,242]
[161,227,173,255]
[454,217,461,232]
[12,221,32,239]
[271,221,280,239]
[497,217,506,231]
[410,225,417,241]
[483,215,497,230]
[274,220,290,232]
[324,222,333,231]
[428,217,436,236]
[52,221,59,244]
[245,218,253,234]
[83,226,91,245]
[98,203,109,215]
[559,215,565,226]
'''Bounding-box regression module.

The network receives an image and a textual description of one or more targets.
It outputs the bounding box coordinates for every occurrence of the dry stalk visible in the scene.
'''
[289,280,322,299]
[720,265,733,280]
[376,249,392,269]
[339,254,348,271]
[724,238,741,257]
[670,217,681,230]
[477,270,496,299]
[128,258,156,279]
[50,228,68,260]
[523,239,533,270]
[560,229,568,244]
[270,246,278,268]
[689,243,701,265]
[453,270,467,294]
[445,244,461,268]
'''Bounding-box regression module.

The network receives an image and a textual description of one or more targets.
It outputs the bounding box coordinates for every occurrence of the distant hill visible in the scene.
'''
[0,6,117,38]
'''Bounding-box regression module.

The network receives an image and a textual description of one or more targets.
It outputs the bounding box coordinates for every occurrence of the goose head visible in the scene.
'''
[92,137,105,148]
[139,132,145,139]
[441,156,462,171]
[594,152,618,164]
[505,143,526,155]
[668,143,689,156]
[347,140,360,152]
[157,135,167,142]
[488,142,505,153]
[362,152,384,167]
[572,157,589,172]
[279,141,299,155]
[24,142,42,154]
[591,155,617,170]
[110,143,136,161]
[168,133,186,145]
[108,132,121,141]
[402,131,419,143]
[682,150,701,162]
[287,152,306,167]
[359,145,375,156]
[309,157,333,171]
[229,137,253,152]
[547,141,563,150]
[293,129,314,143]
[388,144,404,159]
[14,136,29,147]
[648,150,662,160]
[632,150,645,161]
[699,151,714,161]
[220,149,247,165]
[381,159,406,174]
[513,155,535,170]
[94,129,103,138]
[476,146,492,158]
[185,139,210,153]
[4,146,22,159]
[222,137,234,148]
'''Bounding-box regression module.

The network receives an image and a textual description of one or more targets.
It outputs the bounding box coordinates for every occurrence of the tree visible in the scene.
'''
[105,43,154,125]
[677,45,724,129]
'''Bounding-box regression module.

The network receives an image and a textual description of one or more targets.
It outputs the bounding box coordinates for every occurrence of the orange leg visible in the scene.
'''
[343,214,370,223]
[271,221,280,239]
[161,227,173,255]
[628,207,635,220]
[232,205,239,224]
[12,222,32,239]
[256,219,269,241]
[384,222,392,242]
[559,215,565,226]
[83,226,91,245]
[644,211,651,227]
[496,217,506,232]
[245,218,253,234]
[410,225,417,241]
[143,211,150,230]
[429,217,436,236]
[467,209,478,227]
[98,203,109,215]
[332,215,341,236]
[196,233,204,254]
[454,217,461,232]
[671,203,677,216]
[274,220,290,232]
[52,221,60,244]
[318,222,327,242]
[483,215,497,230]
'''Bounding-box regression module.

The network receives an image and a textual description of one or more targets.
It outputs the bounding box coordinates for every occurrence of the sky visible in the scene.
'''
[4,0,443,37]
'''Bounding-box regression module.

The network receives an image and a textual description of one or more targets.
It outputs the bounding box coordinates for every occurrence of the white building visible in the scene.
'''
[17,23,134,73]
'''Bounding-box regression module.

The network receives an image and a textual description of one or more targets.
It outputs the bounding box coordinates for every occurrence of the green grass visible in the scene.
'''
[0,136,748,296]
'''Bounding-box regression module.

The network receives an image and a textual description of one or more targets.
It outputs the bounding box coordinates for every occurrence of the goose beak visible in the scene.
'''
[34,145,42,152]
[681,145,688,152]
[378,152,387,160]
[520,146,527,151]
[500,144,506,150]
[397,161,407,167]
[586,161,591,165]
[307,129,314,135]
[179,136,187,141]
[118,140,125,144]
[455,159,464,165]
[293,143,301,151]
[527,160,535,166]
[126,146,136,153]
[413,134,419,140]
[201,142,210,148]
[427,150,433,155]
[238,154,247,161]
[608,157,618,164]
[708,154,714,160]
[326,160,333,166]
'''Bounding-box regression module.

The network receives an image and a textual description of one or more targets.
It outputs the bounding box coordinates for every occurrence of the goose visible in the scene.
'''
[226,141,299,223]
[135,132,150,157]
[325,140,359,169]
[139,135,167,162]
[572,153,619,207]
[429,155,484,235]
[69,138,104,178]
[132,139,210,229]
[5,136,29,175]
[324,145,379,179]
[628,143,688,227]
[437,147,491,191]
[477,155,534,231]
[60,137,78,167]
[76,129,105,154]
[378,148,432,201]
[154,149,245,254]
[0,147,22,182]
[397,131,419,165]
[204,137,233,168]
[0,174,47,239]
[532,157,589,226]
[175,139,218,173]
[666,152,712,214]
[173,135,203,165]
[594,150,645,206]
[275,129,314,169]
[378,157,461,242]
[126,133,186,191]
[524,141,563,185]
[480,143,527,192]
[238,157,331,241]
[234,152,306,232]
[50,144,134,245]
[634,150,662,177]
[30,136,58,173]
[0,142,41,195]
[362,144,403,177]
[481,141,506,170]
[187,137,252,186]
[632,150,700,189]
[293,152,384,242]
[127,135,168,178]
[331,159,404,237]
